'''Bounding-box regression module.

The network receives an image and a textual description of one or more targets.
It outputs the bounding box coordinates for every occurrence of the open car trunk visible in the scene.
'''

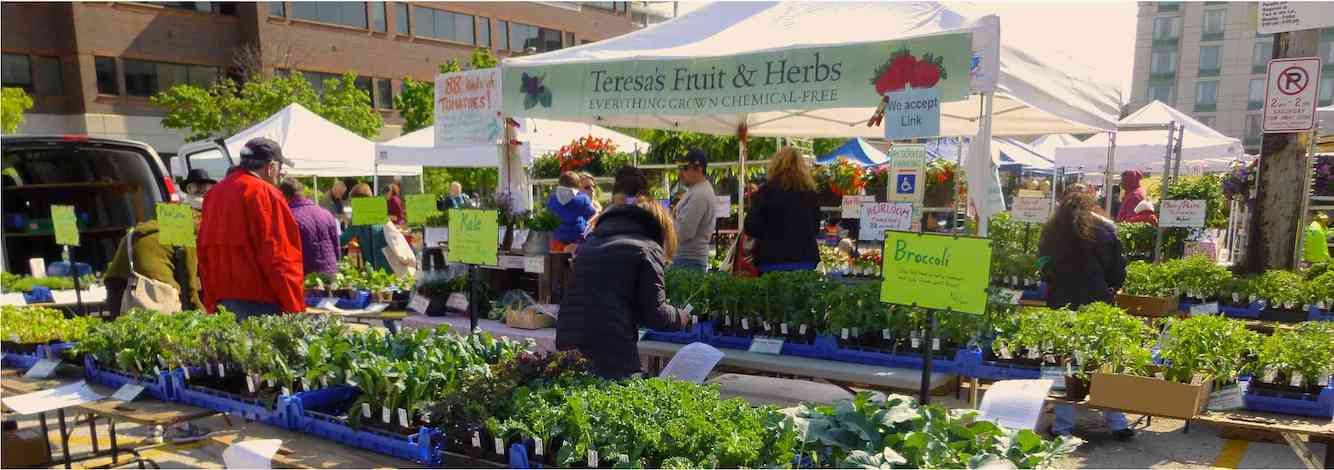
[2,136,173,274]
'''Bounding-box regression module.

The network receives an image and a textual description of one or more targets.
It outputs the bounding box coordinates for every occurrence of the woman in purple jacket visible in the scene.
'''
[280,178,341,275]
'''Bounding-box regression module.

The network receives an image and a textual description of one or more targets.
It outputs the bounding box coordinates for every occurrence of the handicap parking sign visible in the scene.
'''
[896,174,917,195]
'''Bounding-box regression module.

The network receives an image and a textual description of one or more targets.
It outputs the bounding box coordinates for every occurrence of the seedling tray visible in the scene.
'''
[956,349,1041,380]
[1243,382,1334,418]
[828,343,964,373]
[1219,302,1261,319]
[641,321,706,344]
[1308,306,1333,322]
[170,373,289,427]
[287,385,441,465]
[336,291,372,310]
[83,355,173,400]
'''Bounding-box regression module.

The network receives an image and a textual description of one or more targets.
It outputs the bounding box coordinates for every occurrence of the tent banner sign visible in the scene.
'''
[880,231,991,315]
[435,68,503,146]
[447,209,499,266]
[503,33,972,118]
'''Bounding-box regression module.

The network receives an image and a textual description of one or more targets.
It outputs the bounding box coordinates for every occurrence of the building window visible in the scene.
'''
[1198,46,1220,77]
[510,22,565,52]
[1150,50,1178,78]
[1320,76,1334,106]
[498,21,510,50]
[393,3,408,34]
[1320,28,1334,70]
[1149,83,1174,104]
[1,54,32,92]
[1194,80,1218,112]
[1253,36,1274,73]
[1248,78,1265,110]
[1152,16,1179,43]
[1157,2,1179,12]
[1197,115,1215,129]
[95,57,118,95]
[157,2,233,14]
[354,76,372,103]
[123,59,218,97]
[1245,114,1262,146]
[1202,8,1225,41]
[565,31,575,48]
[375,78,393,109]
[478,17,491,48]
[291,2,367,29]
[299,71,341,94]
[412,6,475,44]
[585,2,617,11]
[369,2,386,32]
[267,1,284,17]
[33,56,61,96]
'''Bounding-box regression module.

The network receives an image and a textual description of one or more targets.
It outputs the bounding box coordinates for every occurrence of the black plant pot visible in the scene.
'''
[1065,375,1091,401]
[1260,307,1307,323]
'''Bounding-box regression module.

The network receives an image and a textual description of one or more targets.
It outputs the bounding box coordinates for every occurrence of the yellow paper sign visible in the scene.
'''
[350,197,389,226]
[405,194,439,225]
[51,205,79,247]
[880,231,992,315]
[447,209,499,266]
[156,203,196,248]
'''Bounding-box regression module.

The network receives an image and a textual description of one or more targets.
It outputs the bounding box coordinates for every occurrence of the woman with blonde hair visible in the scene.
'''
[555,198,687,378]
[578,172,603,213]
[744,146,821,274]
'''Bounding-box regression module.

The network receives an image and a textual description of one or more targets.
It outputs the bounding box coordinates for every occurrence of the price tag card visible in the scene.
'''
[1188,302,1220,316]
[51,205,80,247]
[111,383,146,402]
[407,294,431,313]
[24,359,60,379]
[405,193,439,225]
[156,203,196,247]
[523,256,545,273]
[748,336,785,355]
[1040,366,1066,392]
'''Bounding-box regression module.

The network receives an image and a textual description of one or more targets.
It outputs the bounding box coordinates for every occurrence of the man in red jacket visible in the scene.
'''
[198,138,305,320]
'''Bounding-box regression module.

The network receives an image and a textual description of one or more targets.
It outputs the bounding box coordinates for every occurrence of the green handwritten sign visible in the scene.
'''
[51,205,79,246]
[156,203,195,248]
[350,197,389,226]
[405,193,439,225]
[880,231,991,315]
[447,209,499,266]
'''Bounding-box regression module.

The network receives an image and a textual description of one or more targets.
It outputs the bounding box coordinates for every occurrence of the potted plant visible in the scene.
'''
[1066,303,1154,400]
[1254,269,1308,322]
[417,276,467,317]
[923,160,959,207]
[1304,270,1334,314]
[1244,322,1334,417]
[1157,315,1260,389]
[523,209,560,256]
[1116,261,1180,317]
[1172,256,1232,304]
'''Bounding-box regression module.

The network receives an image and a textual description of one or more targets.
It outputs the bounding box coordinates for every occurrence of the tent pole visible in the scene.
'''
[976,93,995,237]
[737,120,749,239]
[1152,122,1178,262]
[1103,131,1117,215]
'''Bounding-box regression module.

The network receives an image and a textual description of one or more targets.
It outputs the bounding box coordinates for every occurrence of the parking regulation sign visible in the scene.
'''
[1263,57,1322,133]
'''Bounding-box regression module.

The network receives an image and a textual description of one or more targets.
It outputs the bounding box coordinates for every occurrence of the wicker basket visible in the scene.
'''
[505,305,555,330]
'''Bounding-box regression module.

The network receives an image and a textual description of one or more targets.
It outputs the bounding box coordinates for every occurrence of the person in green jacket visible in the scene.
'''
[104,216,202,317]
[1304,212,1331,265]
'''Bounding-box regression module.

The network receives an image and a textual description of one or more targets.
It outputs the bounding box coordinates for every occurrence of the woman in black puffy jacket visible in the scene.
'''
[556,199,688,378]
[744,147,821,274]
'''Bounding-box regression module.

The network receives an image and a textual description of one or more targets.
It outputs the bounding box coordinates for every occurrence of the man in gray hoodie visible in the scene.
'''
[671,149,717,271]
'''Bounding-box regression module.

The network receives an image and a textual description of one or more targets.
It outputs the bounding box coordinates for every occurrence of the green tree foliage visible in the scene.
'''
[151,72,382,141]
[469,48,499,69]
[2,87,34,134]
[395,78,434,134]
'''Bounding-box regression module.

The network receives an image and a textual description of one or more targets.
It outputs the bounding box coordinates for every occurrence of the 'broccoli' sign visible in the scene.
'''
[879,230,991,315]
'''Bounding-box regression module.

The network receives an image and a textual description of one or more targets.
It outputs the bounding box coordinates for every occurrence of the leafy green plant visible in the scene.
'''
[1067,303,1153,379]
[1158,315,1260,384]
[1250,323,1334,389]
[1254,270,1307,309]
[1170,256,1233,301]
[0,305,99,344]
[1122,261,1178,297]
[527,209,561,232]
[1304,270,1334,307]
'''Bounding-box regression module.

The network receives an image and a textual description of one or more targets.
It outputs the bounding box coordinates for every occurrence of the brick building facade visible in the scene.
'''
[2,2,642,155]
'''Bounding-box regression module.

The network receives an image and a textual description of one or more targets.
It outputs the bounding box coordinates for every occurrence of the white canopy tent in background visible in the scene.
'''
[927,137,1053,169]
[1028,133,1082,159]
[1320,105,1334,136]
[502,2,1121,233]
[375,118,651,167]
[1053,100,1245,174]
[224,103,421,177]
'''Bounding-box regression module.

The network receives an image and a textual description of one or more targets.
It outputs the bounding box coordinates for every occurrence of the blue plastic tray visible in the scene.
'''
[336,291,372,310]
[1020,283,1048,301]
[23,286,54,304]
[827,343,965,373]
[83,355,174,400]
[956,349,1042,380]
[170,373,290,427]
[781,335,836,360]
[288,386,441,465]
[1308,306,1333,322]
[2,350,43,369]
[1243,382,1334,418]
[641,321,707,344]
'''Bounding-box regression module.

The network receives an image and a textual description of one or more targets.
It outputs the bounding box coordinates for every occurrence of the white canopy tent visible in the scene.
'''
[501,2,1121,233]
[1319,105,1334,135]
[375,118,650,167]
[927,137,1053,169]
[223,103,420,177]
[1028,133,1082,159]
[1053,100,1244,174]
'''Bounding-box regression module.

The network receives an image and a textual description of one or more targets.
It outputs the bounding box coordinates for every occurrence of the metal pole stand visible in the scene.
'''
[919,309,936,405]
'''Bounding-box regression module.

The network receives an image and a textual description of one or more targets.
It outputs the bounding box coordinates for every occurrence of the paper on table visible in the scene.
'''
[0,293,24,305]
[315,298,341,311]
[978,379,1053,431]
[1,381,103,415]
[364,303,389,313]
[222,439,283,470]
[659,342,724,384]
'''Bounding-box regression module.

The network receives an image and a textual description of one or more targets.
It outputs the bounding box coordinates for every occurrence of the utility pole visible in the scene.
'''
[1245,29,1320,273]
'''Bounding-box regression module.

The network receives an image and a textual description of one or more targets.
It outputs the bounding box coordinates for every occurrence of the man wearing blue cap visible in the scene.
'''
[671,148,717,271]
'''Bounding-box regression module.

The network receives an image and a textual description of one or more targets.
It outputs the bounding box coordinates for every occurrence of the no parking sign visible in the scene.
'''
[1263,57,1321,133]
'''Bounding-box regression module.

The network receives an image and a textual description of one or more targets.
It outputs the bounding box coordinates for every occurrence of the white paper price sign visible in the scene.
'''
[500,255,526,270]
[1160,200,1206,228]
[841,195,875,219]
[748,337,785,355]
[1207,383,1246,411]
[523,256,545,274]
[407,294,431,313]
[715,195,732,218]
[111,383,146,402]
[859,202,913,241]
[1011,197,1051,223]
[24,359,60,379]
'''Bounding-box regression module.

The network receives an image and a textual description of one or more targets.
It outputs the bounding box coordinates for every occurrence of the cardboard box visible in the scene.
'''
[1087,372,1211,420]
[2,426,51,468]
[1115,294,1181,317]
[505,306,554,330]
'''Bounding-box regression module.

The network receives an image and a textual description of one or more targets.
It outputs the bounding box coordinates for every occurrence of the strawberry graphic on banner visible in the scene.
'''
[868,48,947,127]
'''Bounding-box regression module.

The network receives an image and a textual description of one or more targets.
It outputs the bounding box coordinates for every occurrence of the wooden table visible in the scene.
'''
[1,365,219,468]
[1193,410,1334,469]
[206,423,423,469]
[636,340,955,396]
[306,308,409,333]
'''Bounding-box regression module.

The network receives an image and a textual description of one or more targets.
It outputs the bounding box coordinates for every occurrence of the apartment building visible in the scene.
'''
[1,2,649,156]
[1129,2,1334,154]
